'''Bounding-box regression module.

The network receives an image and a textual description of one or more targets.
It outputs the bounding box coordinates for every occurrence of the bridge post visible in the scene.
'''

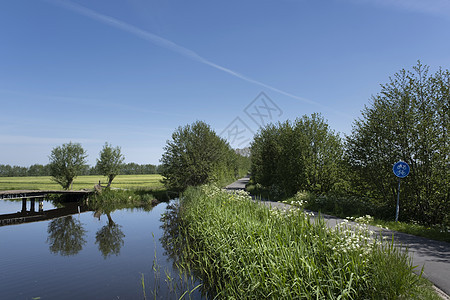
[30,198,35,212]
[22,199,27,212]
[39,200,44,212]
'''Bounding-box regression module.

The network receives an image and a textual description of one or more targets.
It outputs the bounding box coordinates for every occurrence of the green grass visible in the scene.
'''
[281,192,450,243]
[0,174,164,191]
[368,219,450,243]
[170,185,438,299]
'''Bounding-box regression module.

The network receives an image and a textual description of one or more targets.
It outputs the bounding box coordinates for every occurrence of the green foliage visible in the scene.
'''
[281,190,316,208]
[170,185,431,299]
[283,193,450,243]
[88,188,162,210]
[346,62,450,226]
[96,142,125,187]
[0,164,48,177]
[160,121,248,191]
[365,219,450,243]
[304,194,390,220]
[48,142,88,190]
[27,164,50,176]
[0,163,159,177]
[251,113,344,197]
[120,162,158,175]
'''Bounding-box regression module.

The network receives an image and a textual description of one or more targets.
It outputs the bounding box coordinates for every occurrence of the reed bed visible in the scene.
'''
[176,185,426,299]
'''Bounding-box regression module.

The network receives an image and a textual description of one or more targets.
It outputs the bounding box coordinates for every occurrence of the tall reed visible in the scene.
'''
[176,185,423,299]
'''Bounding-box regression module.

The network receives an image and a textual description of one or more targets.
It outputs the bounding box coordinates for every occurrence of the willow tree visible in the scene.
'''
[48,142,87,190]
[346,62,449,225]
[96,143,125,188]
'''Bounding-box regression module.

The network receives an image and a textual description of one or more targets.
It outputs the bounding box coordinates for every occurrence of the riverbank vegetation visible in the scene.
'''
[249,62,449,229]
[87,188,170,211]
[166,185,438,299]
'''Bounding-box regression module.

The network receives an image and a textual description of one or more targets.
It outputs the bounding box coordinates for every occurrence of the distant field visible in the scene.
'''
[0,174,164,191]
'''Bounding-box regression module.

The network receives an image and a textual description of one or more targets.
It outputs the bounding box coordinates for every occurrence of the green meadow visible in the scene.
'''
[0,174,164,191]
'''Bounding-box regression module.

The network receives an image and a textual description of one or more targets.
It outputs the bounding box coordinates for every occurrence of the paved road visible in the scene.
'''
[225,177,450,298]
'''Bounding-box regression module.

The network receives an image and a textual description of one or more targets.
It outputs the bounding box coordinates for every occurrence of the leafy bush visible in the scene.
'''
[251,113,345,198]
[303,194,393,220]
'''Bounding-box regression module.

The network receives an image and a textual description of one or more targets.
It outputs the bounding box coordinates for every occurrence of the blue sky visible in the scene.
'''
[1,0,449,166]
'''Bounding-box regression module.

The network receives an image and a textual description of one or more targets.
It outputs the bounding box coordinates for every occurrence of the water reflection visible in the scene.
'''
[0,199,88,226]
[0,197,156,258]
[95,212,125,258]
[160,202,182,261]
[0,197,198,299]
[47,216,87,256]
[159,201,206,299]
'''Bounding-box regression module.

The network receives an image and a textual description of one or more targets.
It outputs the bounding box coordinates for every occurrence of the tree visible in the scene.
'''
[160,121,239,191]
[27,164,50,176]
[295,113,344,194]
[0,164,13,177]
[48,142,87,190]
[251,113,344,197]
[96,143,125,187]
[346,62,449,225]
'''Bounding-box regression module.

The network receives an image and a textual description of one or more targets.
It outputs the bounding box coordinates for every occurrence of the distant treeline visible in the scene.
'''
[0,163,160,177]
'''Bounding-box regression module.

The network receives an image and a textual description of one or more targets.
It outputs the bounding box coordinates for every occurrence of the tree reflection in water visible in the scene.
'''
[44,195,155,258]
[47,216,87,256]
[95,212,125,259]
[160,201,206,298]
[160,202,181,260]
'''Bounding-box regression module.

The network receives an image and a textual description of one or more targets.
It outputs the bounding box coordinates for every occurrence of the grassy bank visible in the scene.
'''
[174,185,438,299]
[281,191,450,243]
[0,174,164,191]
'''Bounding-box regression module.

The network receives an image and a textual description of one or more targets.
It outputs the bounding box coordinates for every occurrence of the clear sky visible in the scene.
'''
[1,0,449,166]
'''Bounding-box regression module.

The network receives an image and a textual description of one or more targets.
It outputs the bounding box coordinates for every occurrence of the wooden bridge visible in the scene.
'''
[0,199,89,226]
[0,189,92,200]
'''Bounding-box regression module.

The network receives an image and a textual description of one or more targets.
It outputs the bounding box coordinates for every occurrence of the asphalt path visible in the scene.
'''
[225,177,450,298]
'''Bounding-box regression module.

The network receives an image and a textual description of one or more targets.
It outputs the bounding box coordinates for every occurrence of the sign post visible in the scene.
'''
[393,161,410,222]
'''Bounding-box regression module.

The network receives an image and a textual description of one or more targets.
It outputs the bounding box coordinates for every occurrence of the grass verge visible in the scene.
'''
[173,185,438,299]
[281,192,450,243]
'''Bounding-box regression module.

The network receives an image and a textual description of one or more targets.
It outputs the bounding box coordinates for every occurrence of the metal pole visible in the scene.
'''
[395,178,401,222]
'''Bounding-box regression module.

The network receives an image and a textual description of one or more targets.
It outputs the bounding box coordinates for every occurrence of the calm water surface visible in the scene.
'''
[0,198,202,299]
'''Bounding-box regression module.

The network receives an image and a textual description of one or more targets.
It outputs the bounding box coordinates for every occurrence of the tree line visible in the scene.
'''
[0,162,160,177]
[249,62,449,226]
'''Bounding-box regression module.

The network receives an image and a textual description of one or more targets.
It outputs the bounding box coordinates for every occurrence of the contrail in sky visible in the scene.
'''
[47,0,329,109]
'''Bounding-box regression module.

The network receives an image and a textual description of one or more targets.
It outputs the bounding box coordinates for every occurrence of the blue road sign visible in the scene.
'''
[393,161,410,178]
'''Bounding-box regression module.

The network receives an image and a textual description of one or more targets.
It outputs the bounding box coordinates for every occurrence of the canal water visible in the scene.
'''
[0,198,203,299]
